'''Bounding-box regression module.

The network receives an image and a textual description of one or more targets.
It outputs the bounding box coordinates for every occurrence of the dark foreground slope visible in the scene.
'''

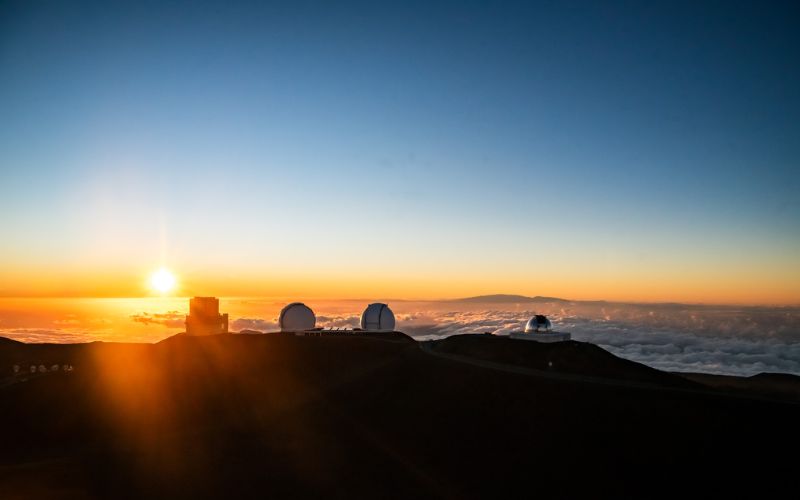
[427,334,699,388]
[0,333,797,499]
[680,371,800,402]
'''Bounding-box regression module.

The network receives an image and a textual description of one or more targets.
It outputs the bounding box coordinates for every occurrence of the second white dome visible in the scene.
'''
[279,302,316,332]
[524,315,552,333]
[360,303,396,331]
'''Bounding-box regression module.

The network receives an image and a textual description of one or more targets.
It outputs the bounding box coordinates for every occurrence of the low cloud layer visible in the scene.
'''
[130,311,185,328]
[316,315,360,329]
[230,314,360,332]
[2,300,797,377]
[396,303,800,377]
[221,303,800,376]
[0,327,162,344]
[0,328,91,344]
[231,318,278,332]
[563,316,800,376]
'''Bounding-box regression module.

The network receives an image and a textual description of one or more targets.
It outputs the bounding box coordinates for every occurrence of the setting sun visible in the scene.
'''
[149,268,176,294]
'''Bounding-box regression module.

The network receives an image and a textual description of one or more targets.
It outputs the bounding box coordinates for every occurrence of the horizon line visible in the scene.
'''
[1,294,798,308]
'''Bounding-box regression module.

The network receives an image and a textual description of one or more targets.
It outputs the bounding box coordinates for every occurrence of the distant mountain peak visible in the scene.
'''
[455,294,569,303]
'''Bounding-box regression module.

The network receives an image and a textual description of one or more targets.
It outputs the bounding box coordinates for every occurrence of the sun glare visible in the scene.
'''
[149,268,176,294]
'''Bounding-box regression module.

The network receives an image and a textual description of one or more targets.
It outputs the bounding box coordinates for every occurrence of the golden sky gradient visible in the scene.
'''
[1,256,797,305]
[2,0,799,309]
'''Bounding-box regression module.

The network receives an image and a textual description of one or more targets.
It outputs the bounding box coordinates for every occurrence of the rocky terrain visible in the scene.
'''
[0,333,797,499]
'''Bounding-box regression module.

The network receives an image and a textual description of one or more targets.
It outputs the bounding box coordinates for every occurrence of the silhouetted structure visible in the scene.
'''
[525,315,552,332]
[360,303,396,331]
[509,315,570,342]
[279,302,316,332]
[186,297,229,336]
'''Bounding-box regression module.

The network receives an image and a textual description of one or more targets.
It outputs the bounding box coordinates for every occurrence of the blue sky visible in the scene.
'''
[1,1,798,302]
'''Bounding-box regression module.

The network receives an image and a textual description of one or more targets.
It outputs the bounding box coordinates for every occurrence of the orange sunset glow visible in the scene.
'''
[1,2,799,498]
[0,261,796,305]
[148,268,177,294]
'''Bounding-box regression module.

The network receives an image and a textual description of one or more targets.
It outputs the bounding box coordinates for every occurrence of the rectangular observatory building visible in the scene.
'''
[185,297,229,335]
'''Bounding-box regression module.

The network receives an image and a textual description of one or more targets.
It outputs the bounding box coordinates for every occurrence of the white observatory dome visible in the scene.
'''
[279,302,316,332]
[524,315,552,333]
[360,303,396,331]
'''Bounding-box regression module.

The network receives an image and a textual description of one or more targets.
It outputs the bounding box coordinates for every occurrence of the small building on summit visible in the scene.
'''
[360,303,396,331]
[279,302,316,332]
[276,302,398,335]
[525,315,552,333]
[509,315,570,343]
[186,297,229,335]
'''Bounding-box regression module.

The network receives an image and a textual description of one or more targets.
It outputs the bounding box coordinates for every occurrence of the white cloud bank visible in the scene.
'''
[2,301,797,377]
[394,303,800,377]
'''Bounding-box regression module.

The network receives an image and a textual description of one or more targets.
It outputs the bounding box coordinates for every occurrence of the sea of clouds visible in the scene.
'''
[2,300,798,377]
[232,302,800,377]
[392,303,800,377]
